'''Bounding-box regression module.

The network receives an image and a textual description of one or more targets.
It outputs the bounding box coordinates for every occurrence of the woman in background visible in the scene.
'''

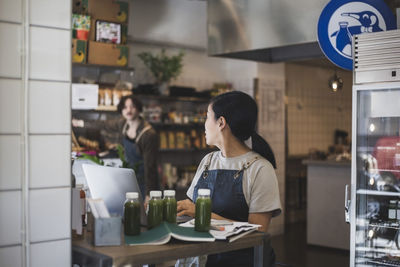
[73,95,159,200]
[177,91,281,267]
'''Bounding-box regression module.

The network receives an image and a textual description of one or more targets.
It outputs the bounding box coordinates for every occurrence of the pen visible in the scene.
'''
[210,225,225,231]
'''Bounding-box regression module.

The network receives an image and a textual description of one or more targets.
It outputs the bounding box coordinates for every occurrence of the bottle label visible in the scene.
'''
[81,198,86,215]
[389,209,396,219]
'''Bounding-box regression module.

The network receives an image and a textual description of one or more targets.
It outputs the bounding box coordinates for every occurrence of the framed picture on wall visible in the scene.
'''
[95,20,121,44]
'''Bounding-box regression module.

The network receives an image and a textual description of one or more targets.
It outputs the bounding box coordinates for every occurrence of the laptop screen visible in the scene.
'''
[82,164,145,221]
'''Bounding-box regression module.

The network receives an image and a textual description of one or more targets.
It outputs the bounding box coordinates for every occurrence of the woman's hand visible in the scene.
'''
[177,199,195,217]
[144,195,150,210]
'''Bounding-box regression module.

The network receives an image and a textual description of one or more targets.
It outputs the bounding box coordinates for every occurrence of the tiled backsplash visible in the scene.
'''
[286,63,352,156]
[0,1,71,266]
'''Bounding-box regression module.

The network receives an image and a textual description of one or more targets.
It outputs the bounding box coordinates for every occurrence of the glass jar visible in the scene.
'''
[389,200,397,222]
[124,192,141,235]
[195,189,212,232]
[148,191,163,229]
[76,184,86,226]
[163,190,177,223]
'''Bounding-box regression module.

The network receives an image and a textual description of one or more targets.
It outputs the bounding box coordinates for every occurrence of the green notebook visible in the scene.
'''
[125,222,215,245]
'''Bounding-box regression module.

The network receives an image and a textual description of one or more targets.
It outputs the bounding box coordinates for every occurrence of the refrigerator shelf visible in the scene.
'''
[368,223,400,230]
[357,189,400,197]
[356,247,400,255]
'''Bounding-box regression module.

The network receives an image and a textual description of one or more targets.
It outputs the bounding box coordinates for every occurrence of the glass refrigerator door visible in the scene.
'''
[354,87,400,266]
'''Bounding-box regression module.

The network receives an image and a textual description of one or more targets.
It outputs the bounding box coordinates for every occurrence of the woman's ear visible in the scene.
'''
[218,116,227,129]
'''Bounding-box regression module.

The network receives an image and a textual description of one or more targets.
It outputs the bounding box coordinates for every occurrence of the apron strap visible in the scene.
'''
[136,125,152,143]
[234,156,260,179]
[202,152,215,178]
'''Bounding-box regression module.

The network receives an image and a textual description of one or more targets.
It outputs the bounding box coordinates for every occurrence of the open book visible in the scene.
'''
[124,222,215,245]
[180,219,260,243]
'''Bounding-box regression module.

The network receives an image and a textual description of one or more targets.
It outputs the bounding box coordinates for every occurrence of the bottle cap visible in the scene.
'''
[163,190,175,197]
[198,188,210,196]
[76,184,84,189]
[126,192,139,199]
[150,191,162,198]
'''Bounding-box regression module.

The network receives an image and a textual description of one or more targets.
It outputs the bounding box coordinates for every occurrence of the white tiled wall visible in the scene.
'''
[29,135,70,188]
[0,246,22,267]
[30,0,71,29]
[0,1,71,266]
[0,79,22,133]
[0,23,22,78]
[0,136,22,190]
[286,63,352,156]
[30,26,71,81]
[30,188,70,242]
[0,0,22,23]
[29,81,70,134]
[0,191,22,246]
[30,239,71,267]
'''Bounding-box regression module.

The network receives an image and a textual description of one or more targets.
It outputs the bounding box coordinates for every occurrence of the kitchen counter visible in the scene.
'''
[303,159,351,250]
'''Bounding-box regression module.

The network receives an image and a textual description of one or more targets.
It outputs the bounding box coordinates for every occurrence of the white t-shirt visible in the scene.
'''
[187,151,281,217]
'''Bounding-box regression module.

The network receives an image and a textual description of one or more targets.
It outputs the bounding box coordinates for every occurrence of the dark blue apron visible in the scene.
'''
[123,136,145,199]
[192,152,259,267]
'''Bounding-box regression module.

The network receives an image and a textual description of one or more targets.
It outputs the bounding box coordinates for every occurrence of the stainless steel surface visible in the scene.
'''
[207,0,329,62]
[345,184,351,224]
[353,29,400,84]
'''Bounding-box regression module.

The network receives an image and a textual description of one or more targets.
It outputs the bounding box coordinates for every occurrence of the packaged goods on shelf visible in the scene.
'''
[72,14,90,40]
[88,41,129,67]
[159,131,168,150]
[167,131,175,149]
[72,39,87,63]
[175,132,185,149]
[72,83,99,110]
[73,0,129,24]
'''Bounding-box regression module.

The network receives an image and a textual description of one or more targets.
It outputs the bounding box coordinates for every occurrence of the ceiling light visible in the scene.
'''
[329,72,343,92]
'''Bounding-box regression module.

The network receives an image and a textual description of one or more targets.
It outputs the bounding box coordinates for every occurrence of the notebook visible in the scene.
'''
[125,222,215,245]
[82,164,147,225]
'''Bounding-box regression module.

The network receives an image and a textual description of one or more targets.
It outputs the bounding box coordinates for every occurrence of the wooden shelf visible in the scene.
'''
[134,94,210,103]
[72,62,134,71]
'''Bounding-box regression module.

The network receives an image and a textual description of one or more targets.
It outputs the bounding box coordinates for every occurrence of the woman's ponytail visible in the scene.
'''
[251,133,277,169]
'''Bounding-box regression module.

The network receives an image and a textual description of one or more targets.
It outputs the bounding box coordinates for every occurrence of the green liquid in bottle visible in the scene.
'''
[148,199,163,229]
[195,197,211,232]
[163,197,177,223]
[124,201,141,235]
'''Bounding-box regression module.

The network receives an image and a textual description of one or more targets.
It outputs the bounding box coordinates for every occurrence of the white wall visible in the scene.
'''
[130,42,258,94]
[129,0,207,49]
[0,0,71,266]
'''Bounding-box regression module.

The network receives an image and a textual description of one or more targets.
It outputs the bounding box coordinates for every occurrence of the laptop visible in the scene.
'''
[82,164,147,225]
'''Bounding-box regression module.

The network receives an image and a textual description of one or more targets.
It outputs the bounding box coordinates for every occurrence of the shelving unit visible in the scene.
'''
[72,60,210,193]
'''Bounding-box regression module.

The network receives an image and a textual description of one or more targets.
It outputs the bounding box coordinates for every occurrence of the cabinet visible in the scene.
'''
[350,30,400,267]
[351,86,400,266]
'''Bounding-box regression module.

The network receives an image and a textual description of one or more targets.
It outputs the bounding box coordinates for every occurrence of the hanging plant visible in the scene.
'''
[137,49,185,84]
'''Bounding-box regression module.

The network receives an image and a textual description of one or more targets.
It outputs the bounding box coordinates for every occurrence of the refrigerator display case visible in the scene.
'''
[351,30,400,266]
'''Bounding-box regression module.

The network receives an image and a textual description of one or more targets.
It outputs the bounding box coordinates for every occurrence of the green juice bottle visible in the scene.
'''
[124,192,141,236]
[163,190,177,223]
[195,189,211,232]
[147,191,163,229]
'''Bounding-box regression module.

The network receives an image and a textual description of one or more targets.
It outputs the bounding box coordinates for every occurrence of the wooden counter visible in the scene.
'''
[72,230,274,267]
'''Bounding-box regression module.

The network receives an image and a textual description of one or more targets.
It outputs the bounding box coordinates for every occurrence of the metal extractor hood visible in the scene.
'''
[207,0,330,62]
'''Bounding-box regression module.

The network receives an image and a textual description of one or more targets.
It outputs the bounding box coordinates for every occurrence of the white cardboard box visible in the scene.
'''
[72,83,99,110]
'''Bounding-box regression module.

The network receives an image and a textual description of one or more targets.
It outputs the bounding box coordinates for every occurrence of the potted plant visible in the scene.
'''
[137,49,184,95]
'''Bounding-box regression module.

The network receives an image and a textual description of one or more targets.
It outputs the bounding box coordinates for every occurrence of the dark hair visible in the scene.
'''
[210,91,276,168]
[117,95,143,114]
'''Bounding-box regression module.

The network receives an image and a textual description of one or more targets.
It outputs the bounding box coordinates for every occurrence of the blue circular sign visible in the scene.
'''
[317,0,397,70]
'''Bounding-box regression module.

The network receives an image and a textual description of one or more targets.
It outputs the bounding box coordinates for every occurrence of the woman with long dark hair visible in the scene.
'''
[177,91,281,267]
